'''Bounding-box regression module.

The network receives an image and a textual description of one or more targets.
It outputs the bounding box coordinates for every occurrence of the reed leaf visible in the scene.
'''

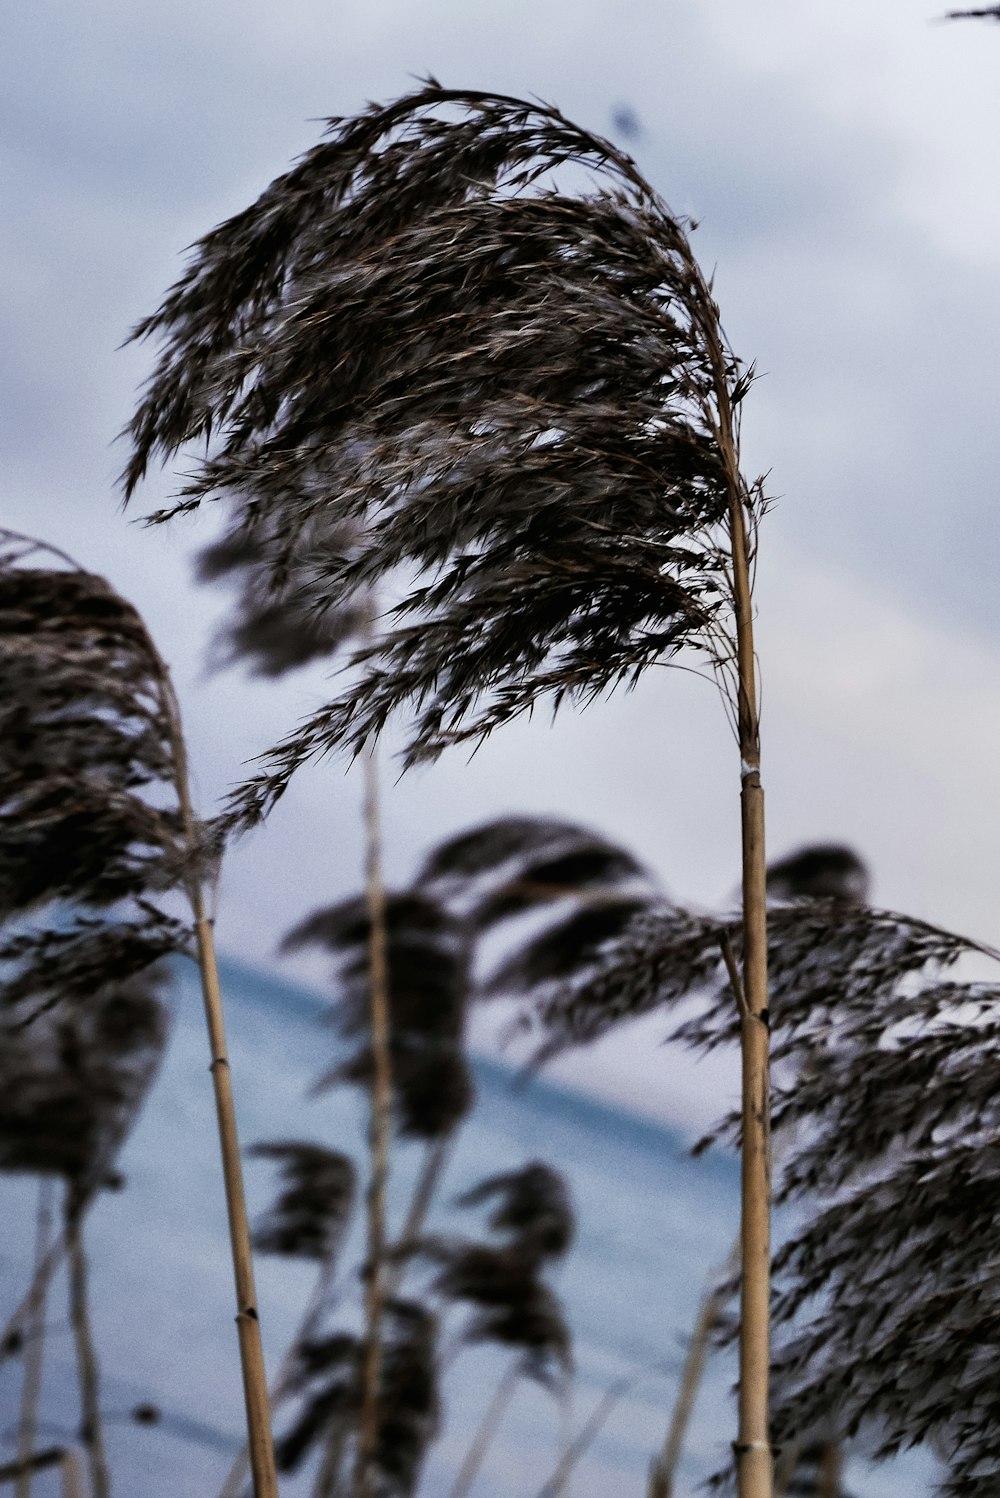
[249,1142,357,1265]
[455,1161,574,1263]
[284,892,474,1142]
[275,1301,438,1497]
[121,83,759,822]
[431,1157,574,1387]
[417,816,656,929]
[196,513,371,679]
[430,1243,571,1387]
[0,965,170,1194]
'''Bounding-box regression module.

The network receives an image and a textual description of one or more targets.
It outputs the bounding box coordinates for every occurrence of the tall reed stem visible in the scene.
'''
[60,1450,84,1498]
[14,1179,54,1498]
[648,1250,733,1498]
[65,1194,109,1498]
[728,443,772,1498]
[557,1377,574,1498]
[304,1137,444,1498]
[689,263,772,1498]
[1,1233,68,1371]
[817,1442,842,1498]
[532,1377,631,1498]
[447,1361,520,1498]
[217,1255,340,1498]
[386,1137,451,1296]
[313,1422,348,1498]
[190,906,277,1498]
[157,666,278,1498]
[354,741,393,1498]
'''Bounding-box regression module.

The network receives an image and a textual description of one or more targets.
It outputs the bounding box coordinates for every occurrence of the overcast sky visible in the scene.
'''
[3,0,999,1131]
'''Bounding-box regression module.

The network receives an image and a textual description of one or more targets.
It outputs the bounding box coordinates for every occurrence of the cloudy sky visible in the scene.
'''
[3,0,999,1130]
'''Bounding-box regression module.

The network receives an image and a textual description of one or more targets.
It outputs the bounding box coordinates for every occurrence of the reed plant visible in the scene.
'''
[196,507,400,1495]
[262,1157,574,1498]
[429,812,1000,1496]
[229,867,578,1498]
[0,529,277,1496]
[275,886,471,1495]
[217,1143,358,1498]
[124,83,776,1497]
[0,956,170,1497]
[433,1163,575,1498]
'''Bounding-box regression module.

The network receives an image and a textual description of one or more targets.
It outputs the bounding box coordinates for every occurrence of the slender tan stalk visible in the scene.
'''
[15,1179,55,1498]
[1,1237,66,1371]
[189,908,277,1498]
[557,1377,573,1498]
[60,1451,84,1498]
[446,1361,520,1498]
[385,1137,451,1299]
[648,1244,737,1498]
[65,1195,109,1498]
[312,1421,348,1498]
[532,1377,632,1498]
[354,741,394,1498]
[217,1255,339,1498]
[730,504,772,1498]
[686,262,773,1498]
[817,1442,842,1498]
[156,666,278,1498]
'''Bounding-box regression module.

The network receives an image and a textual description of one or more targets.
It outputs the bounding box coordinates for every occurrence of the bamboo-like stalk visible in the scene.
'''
[217,1255,340,1498]
[686,263,773,1498]
[446,1361,520,1498]
[156,666,278,1498]
[729,472,772,1498]
[189,906,276,1498]
[65,1194,109,1498]
[354,741,394,1498]
[14,1179,54,1498]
